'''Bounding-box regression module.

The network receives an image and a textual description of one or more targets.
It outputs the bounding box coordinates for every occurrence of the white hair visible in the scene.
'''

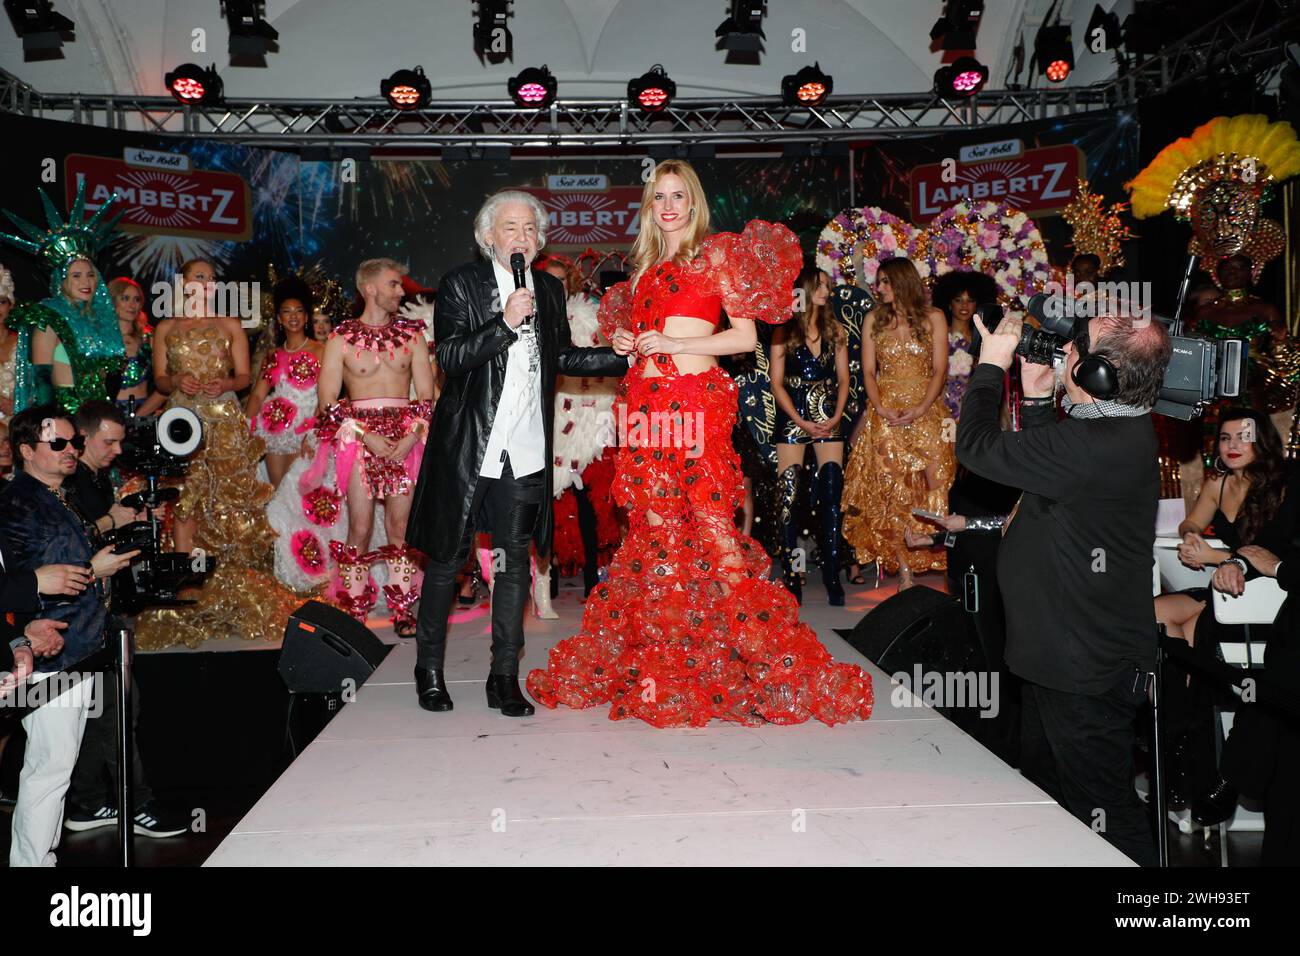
[473,190,549,259]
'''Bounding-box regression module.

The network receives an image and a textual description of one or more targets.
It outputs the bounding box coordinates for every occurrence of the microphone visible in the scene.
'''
[509,252,533,328]
[510,252,528,290]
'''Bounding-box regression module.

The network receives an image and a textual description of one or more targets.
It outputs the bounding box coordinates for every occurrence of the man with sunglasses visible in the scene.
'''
[0,404,136,865]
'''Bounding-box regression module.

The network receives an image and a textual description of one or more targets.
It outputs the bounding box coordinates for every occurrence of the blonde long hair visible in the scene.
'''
[872,258,931,345]
[630,160,711,279]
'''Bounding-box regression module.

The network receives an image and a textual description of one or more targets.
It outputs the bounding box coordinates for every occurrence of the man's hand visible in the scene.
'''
[386,432,418,462]
[362,431,397,459]
[25,618,67,656]
[34,563,92,596]
[1,646,34,695]
[91,544,137,579]
[503,288,535,329]
[1021,361,1056,398]
[109,502,142,529]
[1238,545,1282,577]
[1212,561,1246,596]
[611,328,635,356]
[973,313,1022,371]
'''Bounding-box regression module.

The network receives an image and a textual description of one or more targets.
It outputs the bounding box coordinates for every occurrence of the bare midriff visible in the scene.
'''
[640,314,719,378]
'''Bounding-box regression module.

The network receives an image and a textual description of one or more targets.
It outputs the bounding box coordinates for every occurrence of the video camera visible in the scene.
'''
[108,404,217,614]
[972,293,1246,421]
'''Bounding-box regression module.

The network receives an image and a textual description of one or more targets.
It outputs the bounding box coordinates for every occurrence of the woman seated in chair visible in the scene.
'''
[1156,408,1292,645]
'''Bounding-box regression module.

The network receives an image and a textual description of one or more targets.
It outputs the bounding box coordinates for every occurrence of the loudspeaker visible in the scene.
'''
[277,601,389,695]
[845,585,987,677]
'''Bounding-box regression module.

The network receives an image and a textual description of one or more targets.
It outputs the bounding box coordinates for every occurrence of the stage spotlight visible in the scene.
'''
[509,65,557,108]
[929,0,984,51]
[165,63,224,105]
[1035,24,1074,83]
[382,67,431,111]
[473,0,513,65]
[1084,3,1121,53]
[716,0,765,64]
[628,65,676,113]
[223,0,278,59]
[934,56,987,97]
[782,63,833,106]
[1123,0,1173,59]
[3,0,75,59]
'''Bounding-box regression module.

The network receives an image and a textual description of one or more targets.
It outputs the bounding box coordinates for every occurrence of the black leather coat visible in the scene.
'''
[407,259,629,563]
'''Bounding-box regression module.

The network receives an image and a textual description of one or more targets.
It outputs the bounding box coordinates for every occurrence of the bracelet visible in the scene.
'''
[1020,396,1054,407]
[1225,557,1248,575]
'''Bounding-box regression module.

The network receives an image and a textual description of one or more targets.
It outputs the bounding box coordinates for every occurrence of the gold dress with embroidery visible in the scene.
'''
[135,324,300,649]
[842,325,956,575]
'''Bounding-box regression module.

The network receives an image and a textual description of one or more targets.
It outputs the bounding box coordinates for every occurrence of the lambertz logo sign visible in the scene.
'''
[66,150,253,242]
[525,178,642,249]
[909,142,1084,220]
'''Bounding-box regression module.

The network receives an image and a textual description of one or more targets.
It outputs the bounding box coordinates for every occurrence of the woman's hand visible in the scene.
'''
[1237,545,1282,577]
[634,331,683,356]
[904,529,937,549]
[201,376,232,397]
[893,405,926,426]
[178,374,203,396]
[1178,532,1210,570]
[611,328,635,356]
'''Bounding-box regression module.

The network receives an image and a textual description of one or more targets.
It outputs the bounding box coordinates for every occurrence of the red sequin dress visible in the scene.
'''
[526,221,875,727]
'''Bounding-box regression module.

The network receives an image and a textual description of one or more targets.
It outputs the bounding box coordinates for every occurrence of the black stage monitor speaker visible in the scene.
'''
[278,601,389,695]
[845,585,987,677]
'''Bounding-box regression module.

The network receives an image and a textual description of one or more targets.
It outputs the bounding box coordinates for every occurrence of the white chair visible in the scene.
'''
[1209,574,1283,838]
[1153,536,1225,593]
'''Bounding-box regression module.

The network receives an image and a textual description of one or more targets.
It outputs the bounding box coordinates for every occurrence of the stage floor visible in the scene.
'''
[205,574,1133,866]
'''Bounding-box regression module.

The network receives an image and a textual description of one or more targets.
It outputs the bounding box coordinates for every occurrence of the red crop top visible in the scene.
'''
[597,219,804,347]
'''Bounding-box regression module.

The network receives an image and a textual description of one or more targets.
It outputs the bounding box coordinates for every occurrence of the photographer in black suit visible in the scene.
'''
[956,312,1172,866]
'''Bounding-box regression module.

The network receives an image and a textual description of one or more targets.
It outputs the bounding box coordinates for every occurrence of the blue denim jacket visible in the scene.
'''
[0,471,107,673]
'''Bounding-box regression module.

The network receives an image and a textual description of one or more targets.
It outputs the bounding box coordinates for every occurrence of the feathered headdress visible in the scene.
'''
[1061,180,1135,275]
[1126,114,1300,279]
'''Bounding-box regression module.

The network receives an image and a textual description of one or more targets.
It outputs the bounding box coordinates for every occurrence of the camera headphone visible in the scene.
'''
[1070,325,1120,400]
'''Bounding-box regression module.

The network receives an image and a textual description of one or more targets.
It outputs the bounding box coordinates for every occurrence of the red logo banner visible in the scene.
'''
[909,143,1084,221]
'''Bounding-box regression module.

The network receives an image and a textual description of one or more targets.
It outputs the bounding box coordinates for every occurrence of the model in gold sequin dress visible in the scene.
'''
[842,313,955,580]
[135,323,299,649]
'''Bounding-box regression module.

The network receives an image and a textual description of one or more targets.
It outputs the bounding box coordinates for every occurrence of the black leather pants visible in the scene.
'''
[415,457,543,675]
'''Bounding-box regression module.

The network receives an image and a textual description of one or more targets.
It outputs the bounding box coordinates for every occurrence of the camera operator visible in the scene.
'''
[956,312,1172,866]
[65,401,142,537]
[59,399,184,837]
[0,405,137,866]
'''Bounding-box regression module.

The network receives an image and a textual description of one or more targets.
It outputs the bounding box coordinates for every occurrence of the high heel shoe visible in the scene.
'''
[414,667,453,712]
[532,563,559,619]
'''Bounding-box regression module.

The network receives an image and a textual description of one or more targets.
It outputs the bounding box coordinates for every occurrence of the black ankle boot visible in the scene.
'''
[486,673,535,717]
[777,464,803,605]
[414,667,453,712]
[814,461,846,607]
[1190,777,1239,827]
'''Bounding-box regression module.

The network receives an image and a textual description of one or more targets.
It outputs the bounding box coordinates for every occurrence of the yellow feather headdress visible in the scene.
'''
[1126,114,1300,277]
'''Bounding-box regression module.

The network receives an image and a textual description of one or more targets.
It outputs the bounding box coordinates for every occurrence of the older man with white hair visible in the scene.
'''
[407,190,634,716]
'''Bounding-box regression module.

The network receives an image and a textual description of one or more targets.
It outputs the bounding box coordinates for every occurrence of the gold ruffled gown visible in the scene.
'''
[842,326,955,576]
[135,325,300,649]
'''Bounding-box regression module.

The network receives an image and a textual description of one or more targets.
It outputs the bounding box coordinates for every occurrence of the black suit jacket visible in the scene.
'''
[407,260,629,563]
[1,536,41,674]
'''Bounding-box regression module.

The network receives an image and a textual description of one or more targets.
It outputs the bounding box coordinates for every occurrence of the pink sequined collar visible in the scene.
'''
[334,316,423,354]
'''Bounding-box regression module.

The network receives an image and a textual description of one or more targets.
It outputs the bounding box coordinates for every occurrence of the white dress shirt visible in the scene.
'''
[480,258,546,479]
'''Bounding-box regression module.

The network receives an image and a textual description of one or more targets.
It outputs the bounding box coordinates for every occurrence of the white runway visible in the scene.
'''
[205,574,1133,866]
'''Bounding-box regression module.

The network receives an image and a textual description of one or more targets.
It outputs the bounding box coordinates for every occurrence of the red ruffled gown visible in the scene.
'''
[526,221,874,727]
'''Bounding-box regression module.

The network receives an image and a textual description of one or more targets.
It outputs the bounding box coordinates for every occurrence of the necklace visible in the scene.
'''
[1223,288,1253,303]
[336,315,423,357]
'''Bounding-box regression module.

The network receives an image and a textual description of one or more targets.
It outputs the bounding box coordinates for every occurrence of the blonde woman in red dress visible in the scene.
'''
[526,160,873,728]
